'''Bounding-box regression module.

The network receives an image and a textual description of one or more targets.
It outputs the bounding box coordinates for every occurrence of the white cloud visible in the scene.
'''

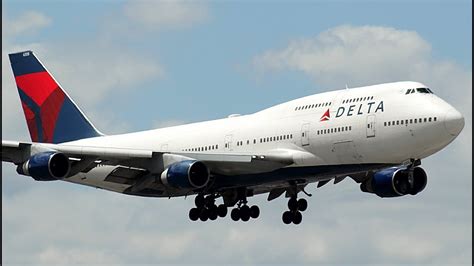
[3,10,52,37]
[254,25,446,88]
[123,0,209,30]
[152,119,187,129]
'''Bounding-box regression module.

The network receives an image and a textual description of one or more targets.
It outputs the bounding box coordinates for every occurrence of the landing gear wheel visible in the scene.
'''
[189,208,200,221]
[208,204,218,215]
[297,198,308,212]
[217,204,228,217]
[282,211,293,224]
[292,211,302,225]
[250,205,260,219]
[240,205,251,222]
[288,197,298,211]
[195,195,205,208]
[231,208,240,221]
[208,209,218,220]
[199,208,209,221]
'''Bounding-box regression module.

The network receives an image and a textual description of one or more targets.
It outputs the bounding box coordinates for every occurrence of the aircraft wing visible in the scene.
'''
[2,140,295,178]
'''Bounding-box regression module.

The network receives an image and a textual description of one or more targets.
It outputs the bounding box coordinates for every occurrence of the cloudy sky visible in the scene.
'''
[2,0,472,265]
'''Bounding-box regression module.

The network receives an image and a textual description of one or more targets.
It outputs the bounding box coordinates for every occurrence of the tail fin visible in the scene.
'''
[8,51,103,143]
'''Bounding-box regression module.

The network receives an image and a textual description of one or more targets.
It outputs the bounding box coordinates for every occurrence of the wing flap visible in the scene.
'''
[1,141,31,164]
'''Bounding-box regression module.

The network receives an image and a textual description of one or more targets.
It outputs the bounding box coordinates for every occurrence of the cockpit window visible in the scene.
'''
[406,88,434,94]
[416,88,432,94]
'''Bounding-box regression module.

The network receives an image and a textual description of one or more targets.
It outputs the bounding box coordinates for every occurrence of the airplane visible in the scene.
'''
[2,50,465,225]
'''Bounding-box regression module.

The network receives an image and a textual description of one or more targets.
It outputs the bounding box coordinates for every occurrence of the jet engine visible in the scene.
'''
[16,151,71,181]
[360,166,427,197]
[160,160,210,189]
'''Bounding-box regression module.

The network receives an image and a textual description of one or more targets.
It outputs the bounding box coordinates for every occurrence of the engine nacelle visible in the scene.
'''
[360,166,427,198]
[17,151,71,181]
[160,160,210,189]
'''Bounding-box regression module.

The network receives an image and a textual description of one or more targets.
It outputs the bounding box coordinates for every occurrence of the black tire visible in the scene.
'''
[282,211,293,224]
[297,198,308,212]
[240,205,250,221]
[250,205,260,219]
[288,197,298,211]
[231,208,240,221]
[209,209,218,220]
[199,208,209,221]
[217,204,228,217]
[195,195,205,208]
[292,211,302,225]
[208,204,218,215]
[189,208,200,221]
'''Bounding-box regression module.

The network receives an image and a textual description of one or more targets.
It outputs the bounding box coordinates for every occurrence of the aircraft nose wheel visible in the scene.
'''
[282,197,307,225]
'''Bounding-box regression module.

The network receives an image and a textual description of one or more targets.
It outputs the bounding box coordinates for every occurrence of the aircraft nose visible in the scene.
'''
[444,108,465,136]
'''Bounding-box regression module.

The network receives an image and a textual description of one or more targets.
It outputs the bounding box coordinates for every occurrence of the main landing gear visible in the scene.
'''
[188,194,227,222]
[230,200,260,222]
[282,197,307,225]
[188,192,260,222]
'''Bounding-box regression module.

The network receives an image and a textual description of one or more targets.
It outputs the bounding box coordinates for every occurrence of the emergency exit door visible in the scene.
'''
[301,123,310,146]
[367,115,376,138]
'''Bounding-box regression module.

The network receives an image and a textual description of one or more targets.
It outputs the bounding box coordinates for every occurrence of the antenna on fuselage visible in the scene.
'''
[345,84,349,90]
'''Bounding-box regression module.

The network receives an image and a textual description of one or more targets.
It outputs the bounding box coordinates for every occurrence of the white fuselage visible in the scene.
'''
[64,81,464,194]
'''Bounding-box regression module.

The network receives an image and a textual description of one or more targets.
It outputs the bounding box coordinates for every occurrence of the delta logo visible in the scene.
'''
[320,109,330,121]
[320,101,385,122]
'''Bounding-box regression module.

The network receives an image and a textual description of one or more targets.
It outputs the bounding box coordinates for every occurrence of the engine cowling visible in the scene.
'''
[160,160,210,189]
[17,151,71,181]
[360,166,427,198]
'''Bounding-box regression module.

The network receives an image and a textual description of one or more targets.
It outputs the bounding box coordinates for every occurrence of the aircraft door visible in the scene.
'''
[301,123,310,146]
[367,115,376,138]
[224,135,233,151]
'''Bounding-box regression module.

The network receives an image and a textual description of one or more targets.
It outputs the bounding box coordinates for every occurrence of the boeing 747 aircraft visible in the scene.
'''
[2,51,465,224]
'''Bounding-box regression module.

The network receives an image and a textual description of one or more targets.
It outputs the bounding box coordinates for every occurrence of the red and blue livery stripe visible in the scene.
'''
[9,51,102,143]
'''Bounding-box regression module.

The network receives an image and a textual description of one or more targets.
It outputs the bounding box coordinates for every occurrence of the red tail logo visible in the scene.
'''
[320,109,330,121]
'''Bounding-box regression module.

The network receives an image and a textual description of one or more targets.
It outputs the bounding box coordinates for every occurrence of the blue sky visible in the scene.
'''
[2,0,472,265]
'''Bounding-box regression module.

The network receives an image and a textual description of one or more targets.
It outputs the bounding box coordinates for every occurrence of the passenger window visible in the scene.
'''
[414,119,417,124]
[401,120,404,125]
[434,117,437,121]
[419,118,422,123]
[424,118,427,123]
[396,121,399,125]
[429,117,432,122]
[349,126,352,130]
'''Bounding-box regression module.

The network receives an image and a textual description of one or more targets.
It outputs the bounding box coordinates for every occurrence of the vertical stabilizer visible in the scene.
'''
[9,51,103,143]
